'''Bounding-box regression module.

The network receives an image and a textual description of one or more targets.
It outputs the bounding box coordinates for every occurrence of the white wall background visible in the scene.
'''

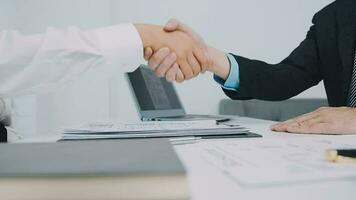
[0,0,333,135]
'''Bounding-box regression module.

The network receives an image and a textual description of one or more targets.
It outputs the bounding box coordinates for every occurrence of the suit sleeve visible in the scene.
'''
[223,18,323,101]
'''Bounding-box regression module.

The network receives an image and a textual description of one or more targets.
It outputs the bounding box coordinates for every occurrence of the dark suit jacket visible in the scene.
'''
[224,0,356,107]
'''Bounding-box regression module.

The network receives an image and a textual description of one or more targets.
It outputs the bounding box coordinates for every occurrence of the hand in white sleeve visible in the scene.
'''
[0,23,144,97]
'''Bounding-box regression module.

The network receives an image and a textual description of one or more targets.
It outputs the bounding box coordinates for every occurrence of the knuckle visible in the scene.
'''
[148,58,160,67]
[155,68,165,77]
[160,62,170,70]
[156,70,166,77]
[163,57,175,67]
[148,61,157,69]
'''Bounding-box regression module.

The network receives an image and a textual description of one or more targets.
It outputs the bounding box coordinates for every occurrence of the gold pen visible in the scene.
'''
[326,149,356,163]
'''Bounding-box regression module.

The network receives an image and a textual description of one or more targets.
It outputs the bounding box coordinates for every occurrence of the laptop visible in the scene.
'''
[127,66,230,121]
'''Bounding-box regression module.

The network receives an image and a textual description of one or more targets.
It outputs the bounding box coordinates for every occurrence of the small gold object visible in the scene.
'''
[326,149,356,163]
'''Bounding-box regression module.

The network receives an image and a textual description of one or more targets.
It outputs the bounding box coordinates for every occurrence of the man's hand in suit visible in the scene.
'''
[135,23,207,82]
[271,107,356,134]
[143,19,231,82]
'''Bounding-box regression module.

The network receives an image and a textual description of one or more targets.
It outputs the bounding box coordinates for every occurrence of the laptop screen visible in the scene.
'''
[127,66,186,119]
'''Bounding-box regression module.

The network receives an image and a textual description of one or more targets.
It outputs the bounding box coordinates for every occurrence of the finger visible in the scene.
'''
[287,122,330,134]
[164,19,197,40]
[188,54,201,77]
[299,116,324,127]
[285,117,323,133]
[284,111,319,125]
[272,117,299,130]
[179,59,194,80]
[155,53,177,77]
[271,111,321,132]
[144,47,153,60]
[148,47,170,71]
[271,123,290,132]
[272,117,303,132]
[176,68,185,83]
[166,63,179,82]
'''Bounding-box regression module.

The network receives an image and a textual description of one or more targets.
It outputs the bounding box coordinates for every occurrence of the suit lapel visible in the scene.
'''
[337,0,356,103]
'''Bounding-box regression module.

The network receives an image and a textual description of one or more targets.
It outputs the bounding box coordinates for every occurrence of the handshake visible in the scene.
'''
[135,19,231,82]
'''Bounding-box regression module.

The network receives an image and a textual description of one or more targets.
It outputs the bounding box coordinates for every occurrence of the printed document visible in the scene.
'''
[194,137,356,186]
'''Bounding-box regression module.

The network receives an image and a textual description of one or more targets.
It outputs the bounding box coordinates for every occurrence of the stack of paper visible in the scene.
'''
[62,120,252,140]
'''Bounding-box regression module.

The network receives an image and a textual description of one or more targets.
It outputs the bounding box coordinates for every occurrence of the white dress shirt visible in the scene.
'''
[0,23,145,130]
[0,23,144,97]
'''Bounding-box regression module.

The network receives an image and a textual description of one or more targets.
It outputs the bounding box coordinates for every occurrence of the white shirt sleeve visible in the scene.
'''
[0,23,144,97]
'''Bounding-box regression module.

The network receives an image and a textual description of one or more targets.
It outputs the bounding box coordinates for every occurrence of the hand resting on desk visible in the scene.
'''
[271,107,356,135]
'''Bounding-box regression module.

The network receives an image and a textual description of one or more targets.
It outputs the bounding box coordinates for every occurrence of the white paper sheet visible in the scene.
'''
[193,136,356,186]
[62,120,250,140]
[65,120,244,133]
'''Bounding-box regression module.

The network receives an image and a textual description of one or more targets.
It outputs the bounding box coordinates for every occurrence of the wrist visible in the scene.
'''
[206,47,231,80]
[134,24,162,48]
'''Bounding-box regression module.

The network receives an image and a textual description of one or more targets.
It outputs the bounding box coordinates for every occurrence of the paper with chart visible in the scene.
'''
[195,137,356,186]
[62,120,250,140]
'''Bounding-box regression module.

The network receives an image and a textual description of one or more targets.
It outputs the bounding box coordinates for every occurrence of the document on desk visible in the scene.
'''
[195,137,356,186]
[62,120,253,140]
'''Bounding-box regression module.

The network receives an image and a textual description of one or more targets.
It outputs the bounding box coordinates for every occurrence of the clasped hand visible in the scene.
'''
[136,19,216,82]
[137,19,230,82]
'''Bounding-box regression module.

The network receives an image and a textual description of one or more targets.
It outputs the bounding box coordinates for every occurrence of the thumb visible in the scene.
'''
[144,47,153,60]
[164,18,180,32]
[165,18,201,45]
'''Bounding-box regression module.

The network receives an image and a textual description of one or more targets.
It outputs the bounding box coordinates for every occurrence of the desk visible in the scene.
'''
[14,117,356,200]
[174,117,356,200]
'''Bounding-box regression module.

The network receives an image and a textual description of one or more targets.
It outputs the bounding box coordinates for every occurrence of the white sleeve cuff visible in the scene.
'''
[95,23,144,72]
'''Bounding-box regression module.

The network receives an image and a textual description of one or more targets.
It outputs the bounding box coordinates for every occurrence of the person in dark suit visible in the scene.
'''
[145,0,356,134]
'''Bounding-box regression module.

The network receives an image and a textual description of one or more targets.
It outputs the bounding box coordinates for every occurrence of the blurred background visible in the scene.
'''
[0,0,333,135]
